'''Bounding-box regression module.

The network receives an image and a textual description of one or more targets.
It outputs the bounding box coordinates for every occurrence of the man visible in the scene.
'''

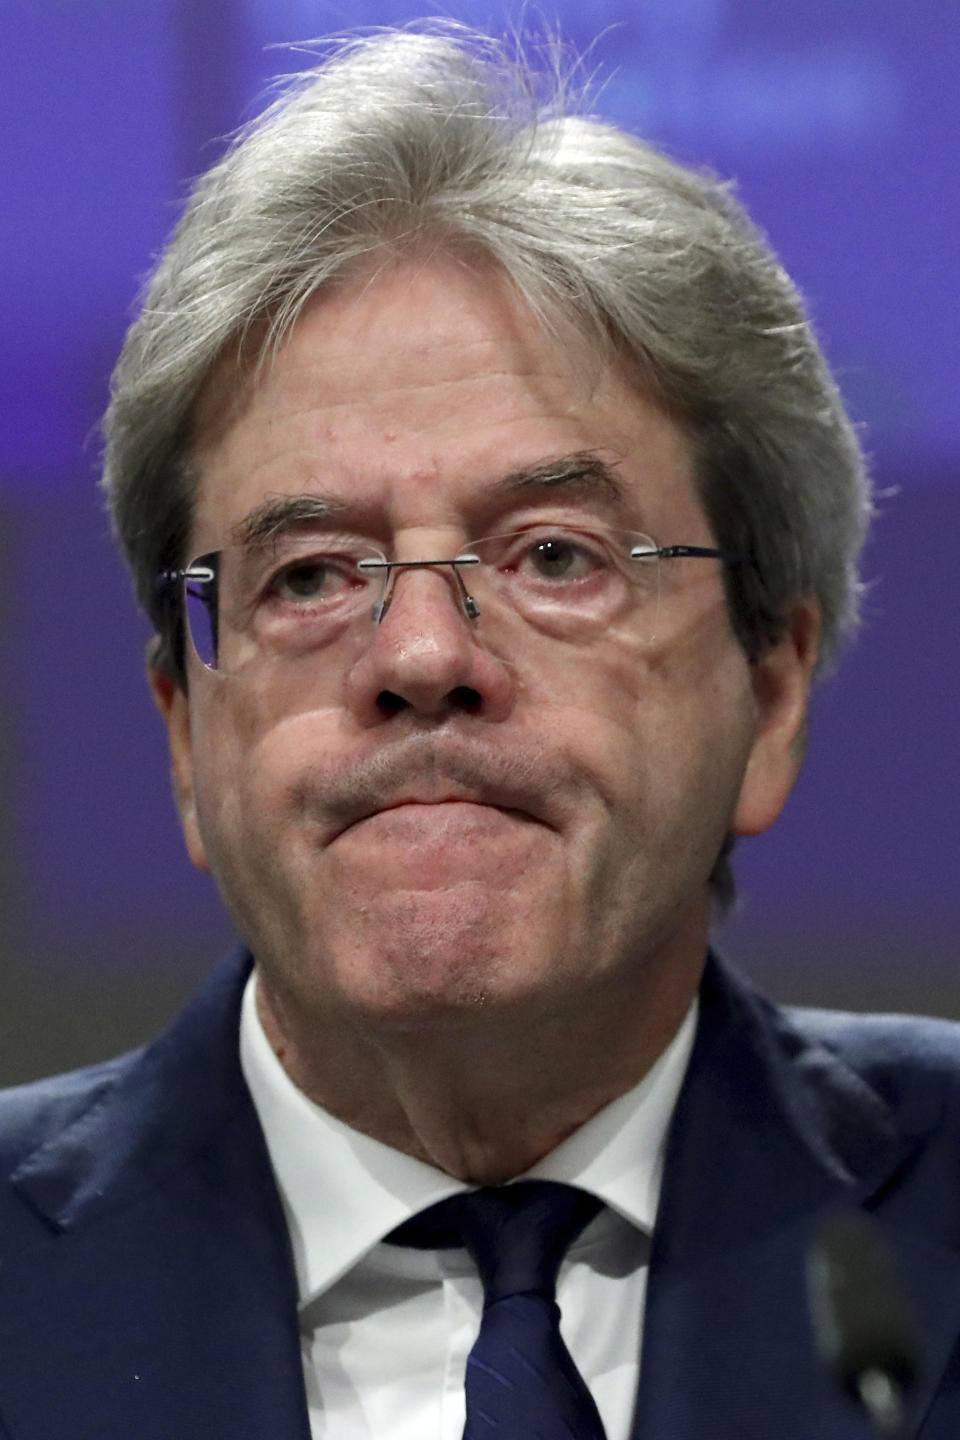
[2,26,958,1440]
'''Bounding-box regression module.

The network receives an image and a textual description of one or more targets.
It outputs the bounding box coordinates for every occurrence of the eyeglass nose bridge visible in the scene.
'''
[357,555,482,625]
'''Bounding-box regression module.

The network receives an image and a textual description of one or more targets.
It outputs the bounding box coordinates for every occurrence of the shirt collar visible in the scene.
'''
[240,970,696,1306]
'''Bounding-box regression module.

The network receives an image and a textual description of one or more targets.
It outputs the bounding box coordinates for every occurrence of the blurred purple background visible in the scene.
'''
[2,0,957,1082]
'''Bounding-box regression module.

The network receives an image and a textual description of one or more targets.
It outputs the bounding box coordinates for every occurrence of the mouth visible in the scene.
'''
[307,735,573,846]
[332,794,542,842]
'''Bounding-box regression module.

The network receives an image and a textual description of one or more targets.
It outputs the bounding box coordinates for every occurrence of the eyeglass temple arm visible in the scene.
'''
[655,545,754,566]
[155,563,218,592]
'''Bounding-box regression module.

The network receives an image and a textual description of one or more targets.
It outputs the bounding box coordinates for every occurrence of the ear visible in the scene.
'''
[731,599,821,838]
[148,660,211,873]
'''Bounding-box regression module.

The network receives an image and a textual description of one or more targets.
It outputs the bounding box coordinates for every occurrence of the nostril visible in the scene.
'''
[450,686,482,712]
[375,685,482,717]
[377,690,408,716]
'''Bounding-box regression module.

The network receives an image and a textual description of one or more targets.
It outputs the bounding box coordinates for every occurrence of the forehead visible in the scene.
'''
[188,255,707,547]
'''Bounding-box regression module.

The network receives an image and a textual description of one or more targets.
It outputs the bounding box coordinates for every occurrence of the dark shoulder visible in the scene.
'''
[0,1051,140,1176]
[785,1004,960,1071]
[783,1003,960,1129]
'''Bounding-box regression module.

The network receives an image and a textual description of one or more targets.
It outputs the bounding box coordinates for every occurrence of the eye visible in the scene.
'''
[268,554,357,604]
[520,532,606,582]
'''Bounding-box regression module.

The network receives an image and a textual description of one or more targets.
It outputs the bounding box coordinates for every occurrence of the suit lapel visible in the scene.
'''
[633,956,960,1440]
[0,949,311,1440]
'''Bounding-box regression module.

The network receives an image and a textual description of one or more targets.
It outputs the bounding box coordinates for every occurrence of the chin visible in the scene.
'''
[318,919,562,1032]
[253,870,576,1031]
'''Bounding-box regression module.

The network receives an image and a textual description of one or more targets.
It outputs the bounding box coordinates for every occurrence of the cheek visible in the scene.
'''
[187,679,340,875]
[186,698,351,969]
[512,630,646,750]
[575,622,757,858]
[523,613,751,792]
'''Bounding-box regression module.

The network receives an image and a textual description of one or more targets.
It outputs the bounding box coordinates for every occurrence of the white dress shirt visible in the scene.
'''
[240,972,696,1440]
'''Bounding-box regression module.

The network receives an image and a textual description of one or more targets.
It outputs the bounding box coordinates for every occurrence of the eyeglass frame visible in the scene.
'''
[155,531,755,675]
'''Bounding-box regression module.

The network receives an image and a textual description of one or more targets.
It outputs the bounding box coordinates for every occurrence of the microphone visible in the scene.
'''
[807,1212,919,1438]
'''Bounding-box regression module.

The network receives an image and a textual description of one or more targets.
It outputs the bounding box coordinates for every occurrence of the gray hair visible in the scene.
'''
[102,24,870,900]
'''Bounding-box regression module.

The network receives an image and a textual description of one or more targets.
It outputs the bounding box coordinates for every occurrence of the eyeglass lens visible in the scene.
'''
[179,524,676,675]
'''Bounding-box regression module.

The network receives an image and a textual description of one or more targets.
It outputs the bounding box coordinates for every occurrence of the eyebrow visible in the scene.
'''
[489,452,627,503]
[230,492,348,550]
[227,452,627,550]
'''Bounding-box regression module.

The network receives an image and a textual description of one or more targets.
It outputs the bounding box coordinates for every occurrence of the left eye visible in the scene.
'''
[519,534,606,582]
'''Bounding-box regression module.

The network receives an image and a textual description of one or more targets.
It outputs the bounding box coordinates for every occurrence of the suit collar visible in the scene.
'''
[12,947,904,1241]
[2,948,312,1440]
[12,947,257,1231]
[634,952,960,1440]
[653,952,910,1269]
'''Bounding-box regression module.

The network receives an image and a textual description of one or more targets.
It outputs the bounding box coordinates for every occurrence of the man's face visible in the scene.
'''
[155,256,813,1044]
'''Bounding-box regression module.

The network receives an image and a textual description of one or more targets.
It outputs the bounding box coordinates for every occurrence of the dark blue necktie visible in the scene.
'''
[389,1179,608,1439]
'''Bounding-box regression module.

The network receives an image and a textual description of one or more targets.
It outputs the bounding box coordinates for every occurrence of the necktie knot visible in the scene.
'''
[390,1179,602,1304]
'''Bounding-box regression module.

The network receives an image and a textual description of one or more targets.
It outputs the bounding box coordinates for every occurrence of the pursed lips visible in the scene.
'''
[329,793,549,842]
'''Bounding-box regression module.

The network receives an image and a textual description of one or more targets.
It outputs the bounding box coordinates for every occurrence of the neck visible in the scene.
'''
[255,950,704,1184]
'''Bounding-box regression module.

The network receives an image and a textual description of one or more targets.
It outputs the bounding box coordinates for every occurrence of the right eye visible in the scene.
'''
[267,555,357,604]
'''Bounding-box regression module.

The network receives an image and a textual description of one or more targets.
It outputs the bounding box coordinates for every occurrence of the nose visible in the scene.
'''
[343,562,516,725]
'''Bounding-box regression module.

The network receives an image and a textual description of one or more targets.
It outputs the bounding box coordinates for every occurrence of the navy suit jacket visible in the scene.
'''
[2,947,960,1439]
